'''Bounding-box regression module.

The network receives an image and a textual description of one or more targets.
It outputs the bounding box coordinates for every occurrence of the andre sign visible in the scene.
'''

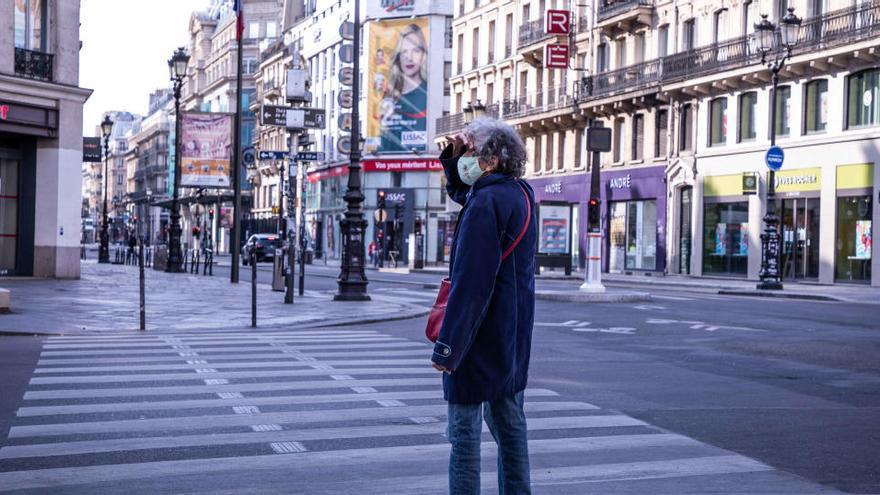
[545,9,570,69]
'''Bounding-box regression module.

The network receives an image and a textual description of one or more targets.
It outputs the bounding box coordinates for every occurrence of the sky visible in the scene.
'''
[80,0,209,135]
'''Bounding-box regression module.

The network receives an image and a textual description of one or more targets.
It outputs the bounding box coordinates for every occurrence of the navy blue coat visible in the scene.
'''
[430,145,537,404]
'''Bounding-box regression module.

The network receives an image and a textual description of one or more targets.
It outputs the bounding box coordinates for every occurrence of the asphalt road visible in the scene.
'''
[0,263,876,493]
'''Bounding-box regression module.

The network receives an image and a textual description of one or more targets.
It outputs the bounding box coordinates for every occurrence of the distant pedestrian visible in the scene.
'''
[368,241,377,267]
[430,117,536,494]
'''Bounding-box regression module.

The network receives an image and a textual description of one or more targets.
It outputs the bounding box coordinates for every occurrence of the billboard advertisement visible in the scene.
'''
[180,112,233,188]
[366,18,429,154]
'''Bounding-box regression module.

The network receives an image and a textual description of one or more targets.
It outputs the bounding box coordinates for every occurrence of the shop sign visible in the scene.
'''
[545,10,570,34]
[773,168,821,194]
[742,173,758,195]
[83,137,102,162]
[608,174,632,189]
[0,105,8,120]
[836,163,874,190]
[545,44,569,69]
[703,174,743,197]
[544,182,562,194]
[362,159,441,172]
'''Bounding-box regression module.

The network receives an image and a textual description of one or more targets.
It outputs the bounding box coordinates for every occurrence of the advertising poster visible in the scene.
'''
[538,204,571,254]
[715,223,728,256]
[180,112,233,188]
[738,223,749,257]
[366,18,429,154]
[855,220,872,259]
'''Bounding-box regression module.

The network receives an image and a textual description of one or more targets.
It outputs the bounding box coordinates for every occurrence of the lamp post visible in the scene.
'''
[145,187,153,246]
[166,47,189,273]
[754,7,801,290]
[335,0,370,301]
[462,102,474,124]
[98,115,114,263]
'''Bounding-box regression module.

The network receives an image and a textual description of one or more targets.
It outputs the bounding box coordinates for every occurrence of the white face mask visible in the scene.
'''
[457,156,483,186]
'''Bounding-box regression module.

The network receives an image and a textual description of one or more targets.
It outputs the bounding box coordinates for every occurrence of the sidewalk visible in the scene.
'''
[0,261,429,336]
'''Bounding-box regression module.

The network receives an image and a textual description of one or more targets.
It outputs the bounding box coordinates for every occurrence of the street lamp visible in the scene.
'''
[98,115,114,263]
[471,99,486,120]
[166,46,189,273]
[754,7,801,291]
[462,102,474,124]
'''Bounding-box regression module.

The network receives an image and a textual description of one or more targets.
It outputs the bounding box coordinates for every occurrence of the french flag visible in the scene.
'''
[233,0,244,40]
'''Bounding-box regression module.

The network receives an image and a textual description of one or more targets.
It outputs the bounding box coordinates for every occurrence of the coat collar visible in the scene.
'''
[472,172,514,190]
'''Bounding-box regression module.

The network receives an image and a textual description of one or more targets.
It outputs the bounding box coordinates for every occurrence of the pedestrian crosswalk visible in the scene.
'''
[0,329,830,493]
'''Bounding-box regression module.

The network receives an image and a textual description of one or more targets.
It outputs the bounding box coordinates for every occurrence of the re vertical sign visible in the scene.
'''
[545,9,571,69]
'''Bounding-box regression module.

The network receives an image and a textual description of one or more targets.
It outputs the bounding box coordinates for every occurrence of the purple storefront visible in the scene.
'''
[526,174,590,270]
[600,166,667,273]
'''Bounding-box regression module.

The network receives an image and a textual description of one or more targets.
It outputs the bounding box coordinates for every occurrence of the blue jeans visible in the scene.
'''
[447,391,531,494]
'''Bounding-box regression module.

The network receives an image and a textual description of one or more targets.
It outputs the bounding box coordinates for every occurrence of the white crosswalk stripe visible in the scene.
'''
[0,331,825,493]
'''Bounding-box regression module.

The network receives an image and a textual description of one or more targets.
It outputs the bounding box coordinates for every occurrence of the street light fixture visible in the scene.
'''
[166,46,189,273]
[98,115,114,263]
[462,102,474,124]
[471,99,486,120]
[754,8,801,291]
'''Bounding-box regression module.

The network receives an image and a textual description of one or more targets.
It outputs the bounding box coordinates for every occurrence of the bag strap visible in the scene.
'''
[501,183,531,262]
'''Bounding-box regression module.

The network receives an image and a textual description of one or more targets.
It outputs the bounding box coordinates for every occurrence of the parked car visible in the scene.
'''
[242,234,282,265]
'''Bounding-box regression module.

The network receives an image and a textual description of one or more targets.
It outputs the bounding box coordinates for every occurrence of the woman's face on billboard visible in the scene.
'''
[398,33,425,78]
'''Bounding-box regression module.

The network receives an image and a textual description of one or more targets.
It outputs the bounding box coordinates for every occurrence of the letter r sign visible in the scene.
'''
[546,9,570,35]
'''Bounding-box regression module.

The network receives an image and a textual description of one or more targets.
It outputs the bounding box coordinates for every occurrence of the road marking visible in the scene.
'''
[39,341,421,357]
[270,441,307,454]
[217,392,244,399]
[650,295,696,301]
[351,387,378,394]
[37,349,431,366]
[7,402,597,438]
[0,414,644,459]
[572,327,637,335]
[232,406,260,415]
[633,304,667,310]
[535,320,591,328]
[645,318,767,333]
[204,379,229,385]
[33,359,428,374]
[376,399,406,407]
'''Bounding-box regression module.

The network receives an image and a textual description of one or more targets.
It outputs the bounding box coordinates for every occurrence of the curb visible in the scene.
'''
[535,290,652,303]
[717,290,841,302]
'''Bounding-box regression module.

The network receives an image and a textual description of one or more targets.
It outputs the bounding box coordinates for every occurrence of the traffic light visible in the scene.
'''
[414,217,422,233]
[588,197,600,230]
[377,190,386,211]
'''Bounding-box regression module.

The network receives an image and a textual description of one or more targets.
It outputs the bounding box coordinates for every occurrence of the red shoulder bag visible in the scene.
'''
[425,185,531,343]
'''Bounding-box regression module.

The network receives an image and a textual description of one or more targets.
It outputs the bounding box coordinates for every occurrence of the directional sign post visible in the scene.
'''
[765,146,784,171]
[261,105,289,126]
[295,152,325,162]
[258,150,287,161]
[261,106,326,130]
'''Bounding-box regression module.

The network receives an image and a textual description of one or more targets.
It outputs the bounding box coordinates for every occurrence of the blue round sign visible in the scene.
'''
[765,146,784,171]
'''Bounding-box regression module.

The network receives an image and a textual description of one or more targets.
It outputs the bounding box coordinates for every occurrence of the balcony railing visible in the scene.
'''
[14,48,54,82]
[518,18,551,49]
[591,59,662,99]
[504,85,576,120]
[597,0,653,22]
[435,103,500,137]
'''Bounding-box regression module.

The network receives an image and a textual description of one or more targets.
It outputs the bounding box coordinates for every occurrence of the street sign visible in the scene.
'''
[339,21,355,40]
[339,44,354,64]
[83,137,101,162]
[587,127,612,152]
[545,44,569,69]
[242,146,255,166]
[261,105,289,126]
[338,67,354,87]
[337,135,352,155]
[338,90,353,109]
[300,108,326,129]
[295,152,325,161]
[338,112,352,132]
[766,146,784,171]
[546,9,571,34]
[258,150,287,161]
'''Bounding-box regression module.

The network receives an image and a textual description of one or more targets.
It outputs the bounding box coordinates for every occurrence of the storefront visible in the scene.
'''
[526,174,587,270]
[835,163,873,283]
[601,166,667,273]
[701,174,750,277]
[773,168,822,280]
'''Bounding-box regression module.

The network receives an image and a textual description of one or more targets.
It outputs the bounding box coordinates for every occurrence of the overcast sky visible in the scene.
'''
[80,0,208,134]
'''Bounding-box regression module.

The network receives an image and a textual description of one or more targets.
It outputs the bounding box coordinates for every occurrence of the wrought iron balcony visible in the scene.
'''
[504,85,575,120]
[435,103,500,137]
[518,18,551,49]
[597,0,653,22]
[590,59,662,99]
[14,48,54,82]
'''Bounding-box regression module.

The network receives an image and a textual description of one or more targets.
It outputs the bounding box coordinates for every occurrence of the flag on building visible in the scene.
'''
[233,0,244,40]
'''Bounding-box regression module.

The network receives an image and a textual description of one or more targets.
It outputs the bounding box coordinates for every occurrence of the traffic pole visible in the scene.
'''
[285,133,298,304]
[581,121,608,293]
[251,240,257,327]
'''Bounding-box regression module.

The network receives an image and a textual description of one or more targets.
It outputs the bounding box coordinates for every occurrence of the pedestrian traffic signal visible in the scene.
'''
[377,190,386,211]
[588,197,600,229]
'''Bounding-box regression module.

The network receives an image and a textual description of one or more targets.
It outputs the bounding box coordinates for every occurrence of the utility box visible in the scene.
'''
[286,69,309,101]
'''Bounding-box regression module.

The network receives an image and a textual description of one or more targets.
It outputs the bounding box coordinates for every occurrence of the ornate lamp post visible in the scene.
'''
[471,99,486,120]
[462,102,474,124]
[755,8,801,290]
[98,115,114,263]
[166,47,189,273]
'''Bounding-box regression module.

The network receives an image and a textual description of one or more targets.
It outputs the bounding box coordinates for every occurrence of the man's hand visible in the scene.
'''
[432,362,451,374]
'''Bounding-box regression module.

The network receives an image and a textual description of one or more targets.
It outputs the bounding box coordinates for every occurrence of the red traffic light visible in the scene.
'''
[378,190,385,198]
[588,198,599,207]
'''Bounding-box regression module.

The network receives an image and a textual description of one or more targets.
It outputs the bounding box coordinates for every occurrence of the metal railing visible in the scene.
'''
[591,59,663,98]
[434,103,500,137]
[518,18,551,49]
[504,85,576,119]
[597,0,653,22]
[14,48,53,81]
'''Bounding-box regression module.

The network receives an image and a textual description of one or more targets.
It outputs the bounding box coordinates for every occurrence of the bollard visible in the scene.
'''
[138,239,146,331]
[251,243,257,328]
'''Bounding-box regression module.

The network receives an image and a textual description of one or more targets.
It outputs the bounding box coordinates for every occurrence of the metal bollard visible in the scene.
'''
[251,243,257,328]
[138,240,146,331]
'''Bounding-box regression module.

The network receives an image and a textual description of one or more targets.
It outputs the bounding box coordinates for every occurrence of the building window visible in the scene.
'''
[680,103,693,151]
[488,21,496,63]
[266,22,277,38]
[655,109,668,158]
[634,33,646,63]
[445,17,453,48]
[613,118,625,163]
[835,195,873,282]
[615,39,626,69]
[846,69,880,129]
[632,114,644,161]
[713,9,728,44]
[444,62,452,96]
[804,79,829,134]
[774,85,792,137]
[739,92,757,142]
[683,19,696,51]
[703,201,749,276]
[574,129,585,169]
[709,97,728,146]
[456,34,464,74]
[534,135,542,173]
[13,0,47,51]
[608,200,658,271]
[597,42,608,72]
[486,82,494,104]
[472,28,480,69]
[743,1,758,38]
[505,14,513,58]
[658,25,669,57]
[544,134,553,172]
[557,133,565,170]
[249,22,260,39]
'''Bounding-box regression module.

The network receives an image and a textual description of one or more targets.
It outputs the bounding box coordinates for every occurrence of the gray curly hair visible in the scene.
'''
[465,117,528,178]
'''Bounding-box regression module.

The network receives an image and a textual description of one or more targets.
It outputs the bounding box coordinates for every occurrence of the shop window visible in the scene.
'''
[608,200,658,272]
[703,201,749,275]
[739,92,757,142]
[774,85,792,137]
[632,114,644,161]
[655,109,668,158]
[804,79,828,134]
[709,97,727,146]
[835,195,872,282]
[846,69,880,129]
[680,103,693,151]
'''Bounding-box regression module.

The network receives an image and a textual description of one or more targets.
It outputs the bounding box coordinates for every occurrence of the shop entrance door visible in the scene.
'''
[0,157,20,275]
[781,198,820,279]
[679,186,693,274]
